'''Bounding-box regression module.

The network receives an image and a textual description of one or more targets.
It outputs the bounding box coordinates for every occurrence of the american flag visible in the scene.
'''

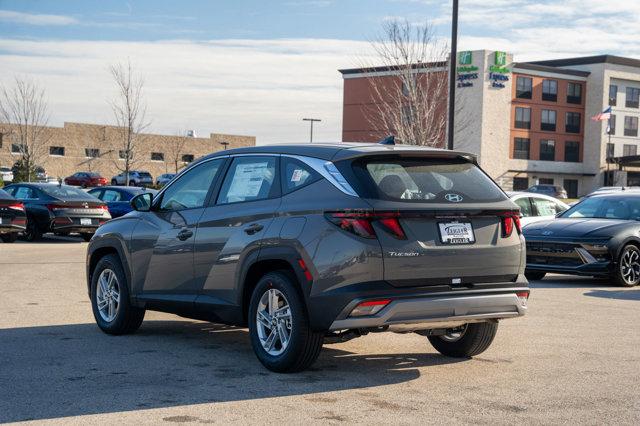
[591,106,612,121]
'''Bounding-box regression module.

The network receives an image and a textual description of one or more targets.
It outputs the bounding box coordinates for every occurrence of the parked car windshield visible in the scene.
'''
[39,185,95,200]
[561,196,640,220]
[353,157,506,202]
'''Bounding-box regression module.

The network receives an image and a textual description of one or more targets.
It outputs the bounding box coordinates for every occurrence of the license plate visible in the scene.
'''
[80,218,92,226]
[438,222,475,244]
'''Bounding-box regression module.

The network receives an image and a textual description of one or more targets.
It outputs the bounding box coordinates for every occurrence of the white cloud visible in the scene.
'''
[0,38,374,144]
[0,9,79,26]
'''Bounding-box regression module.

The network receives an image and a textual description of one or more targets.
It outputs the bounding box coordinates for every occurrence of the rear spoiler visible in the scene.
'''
[331,145,478,165]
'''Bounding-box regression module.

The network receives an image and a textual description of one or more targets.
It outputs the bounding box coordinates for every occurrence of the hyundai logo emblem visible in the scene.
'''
[444,193,463,202]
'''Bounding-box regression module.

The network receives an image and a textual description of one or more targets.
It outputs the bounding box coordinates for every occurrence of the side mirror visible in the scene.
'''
[131,193,153,212]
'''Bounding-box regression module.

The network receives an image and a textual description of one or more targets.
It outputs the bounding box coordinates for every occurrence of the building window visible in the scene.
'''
[623,144,637,156]
[182,154,194,163]
[516,76,532,99]
[542,79,557,102]
[609,114,616,135]
[49,146,65,156]
[563,179,578,198]
[609,84,618,106]
[541,109,557,131]
[515,107,531,129]
[513,137,530,159]
[626,87,640,108]
[11,143,25,154]
[606,143,615,159]
[118,150,129,160]
[539,140,555,161]
[513,177,528,191]
[567,82,582,104]
[151,152,164,161]
[564,141,580,162]
[624,116,639,137]
[565,112,581,133]
[85,148,100,158]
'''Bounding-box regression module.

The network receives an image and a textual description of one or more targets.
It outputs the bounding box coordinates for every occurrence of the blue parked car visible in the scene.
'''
[87,186,157,219]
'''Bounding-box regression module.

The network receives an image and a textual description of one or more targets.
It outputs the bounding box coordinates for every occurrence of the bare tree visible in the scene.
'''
[0,77,50,181]
[166,130,190,174]
[359,20,464,147]
[109,60,150,185]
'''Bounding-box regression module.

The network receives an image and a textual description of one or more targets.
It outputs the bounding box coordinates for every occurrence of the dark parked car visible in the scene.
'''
[3,183,111,242]
[87,186,158,218]
[525,184,568,199]
[64,172,108,188]
[524,192,640,286]
[0,188,27,243]
[86,143,529,372]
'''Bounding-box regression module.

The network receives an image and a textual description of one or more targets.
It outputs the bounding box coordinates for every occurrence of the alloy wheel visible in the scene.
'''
[620,247,640,285]
[439,324,468,342]
[96,268,121,322]
[256,288,292,356]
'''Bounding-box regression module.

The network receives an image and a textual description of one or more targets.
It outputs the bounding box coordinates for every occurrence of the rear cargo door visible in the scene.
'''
[347,155,523,287]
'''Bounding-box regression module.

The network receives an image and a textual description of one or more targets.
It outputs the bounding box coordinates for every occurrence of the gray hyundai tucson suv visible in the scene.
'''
[86,142,529,372]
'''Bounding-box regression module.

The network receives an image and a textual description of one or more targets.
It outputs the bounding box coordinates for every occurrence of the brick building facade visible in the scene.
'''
[0,122,255,182]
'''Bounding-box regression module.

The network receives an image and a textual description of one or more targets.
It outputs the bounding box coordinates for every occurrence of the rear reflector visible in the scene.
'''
[325,211,407,240]
[297,259,313,283]
[516,291,530,307]
[349,299,392,317]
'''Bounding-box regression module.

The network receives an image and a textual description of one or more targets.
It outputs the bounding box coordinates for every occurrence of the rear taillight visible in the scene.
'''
[8,202,24,211]
[498,211,521,238]
[349,299,392,317]
[325,212,407,240]
[98,204,108,211]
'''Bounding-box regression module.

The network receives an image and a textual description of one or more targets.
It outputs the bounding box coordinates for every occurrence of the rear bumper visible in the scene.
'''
[329,292,526,332]
[307,275,529,331]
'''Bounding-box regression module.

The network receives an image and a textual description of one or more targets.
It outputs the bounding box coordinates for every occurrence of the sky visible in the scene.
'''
[0,0,639,144]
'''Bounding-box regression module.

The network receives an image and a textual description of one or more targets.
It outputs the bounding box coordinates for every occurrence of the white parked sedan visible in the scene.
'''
[507,192,569,228]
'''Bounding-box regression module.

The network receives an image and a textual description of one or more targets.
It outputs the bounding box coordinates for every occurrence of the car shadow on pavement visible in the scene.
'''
[528,276,611,289]
[584,289,640,301]
[0,320,464,422]
[15,235,85,244]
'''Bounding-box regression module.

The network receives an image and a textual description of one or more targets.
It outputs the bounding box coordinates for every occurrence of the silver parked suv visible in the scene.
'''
[86,143,529,372]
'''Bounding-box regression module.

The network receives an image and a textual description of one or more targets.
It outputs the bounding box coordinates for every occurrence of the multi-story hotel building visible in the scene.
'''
[340,51,640,197]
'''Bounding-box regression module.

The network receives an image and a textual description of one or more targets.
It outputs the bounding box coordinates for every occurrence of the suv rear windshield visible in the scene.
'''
[352,157,506,203]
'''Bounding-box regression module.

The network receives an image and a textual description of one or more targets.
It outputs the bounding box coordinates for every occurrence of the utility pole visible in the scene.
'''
[447,0,459,151]
[302,118,321,143]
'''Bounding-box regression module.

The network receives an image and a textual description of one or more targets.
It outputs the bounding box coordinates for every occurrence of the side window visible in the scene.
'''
[217,156,277,204]
[14,187,36,199]
[160,159,223,211]
[4,186,16,196]
[102,190,122,202]
[281,157,321,194]
[514,197,533,217]
[532,198,559,216]
[88,189,104,200]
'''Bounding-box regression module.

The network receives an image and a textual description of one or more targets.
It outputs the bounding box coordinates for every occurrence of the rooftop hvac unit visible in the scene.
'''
[186,130,196,138]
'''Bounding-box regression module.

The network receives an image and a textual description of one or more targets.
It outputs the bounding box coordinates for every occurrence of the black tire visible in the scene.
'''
[90,254,145,335]
[612,244,640,287]
[428,322,498,358]
[248,271,324,373]
[0,233,18,243]
[525,271,546,281]
[23,221,42,242]
[111,179,117,185]
[81,233,94,242]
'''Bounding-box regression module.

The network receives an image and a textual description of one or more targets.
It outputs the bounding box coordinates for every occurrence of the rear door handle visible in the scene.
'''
[244,223,264,235]
[177,229,193,241]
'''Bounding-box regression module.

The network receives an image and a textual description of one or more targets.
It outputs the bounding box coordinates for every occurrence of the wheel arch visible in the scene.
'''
[611,235,640,262]
[238,245,311,323]
[86,238,132,297]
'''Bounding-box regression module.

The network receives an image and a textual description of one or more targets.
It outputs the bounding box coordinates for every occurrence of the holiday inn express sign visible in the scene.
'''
[457,51,479,88]
[456,50,510,89]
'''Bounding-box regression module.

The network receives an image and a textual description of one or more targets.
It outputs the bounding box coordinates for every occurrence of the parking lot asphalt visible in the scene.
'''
[1,237,639,425]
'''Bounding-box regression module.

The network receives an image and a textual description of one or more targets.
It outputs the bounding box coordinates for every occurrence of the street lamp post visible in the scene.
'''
[220,141,229,150]
[302,118,321,143]
[447,0,459,151]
